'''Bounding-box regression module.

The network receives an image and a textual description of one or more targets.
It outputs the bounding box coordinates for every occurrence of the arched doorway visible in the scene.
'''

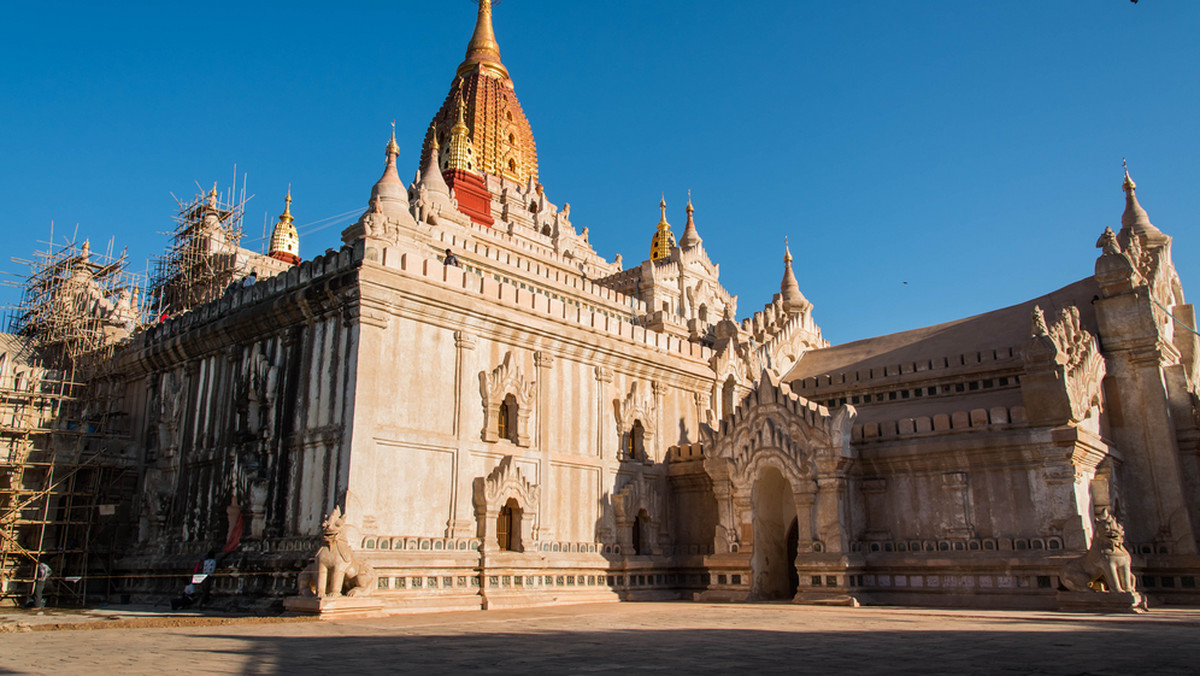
[751,466,799,600]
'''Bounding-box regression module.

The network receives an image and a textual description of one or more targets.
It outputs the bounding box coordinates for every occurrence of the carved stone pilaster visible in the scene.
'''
[455,330,477,351]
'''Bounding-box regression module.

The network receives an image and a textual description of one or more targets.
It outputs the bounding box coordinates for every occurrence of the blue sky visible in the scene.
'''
[1,1,1196,345]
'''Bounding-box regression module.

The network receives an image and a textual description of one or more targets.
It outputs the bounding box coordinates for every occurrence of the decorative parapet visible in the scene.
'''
[794,346,1022,396]
[378,251,712,363]
[132,242,365,345]
[433,228,633,313]
[740,293,822,345]
[667,442,705,462]
[851,405,1028,441]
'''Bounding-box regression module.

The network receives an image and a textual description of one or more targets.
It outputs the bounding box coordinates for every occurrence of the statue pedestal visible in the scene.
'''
[792,591,862,607]
[1056,590,1146,613]
[284,596,386,619]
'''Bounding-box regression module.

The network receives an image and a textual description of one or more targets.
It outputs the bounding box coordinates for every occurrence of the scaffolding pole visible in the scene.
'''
[0,234,143,606]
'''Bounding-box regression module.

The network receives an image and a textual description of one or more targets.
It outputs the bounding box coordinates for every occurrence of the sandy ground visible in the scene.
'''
[1,601,1199,674]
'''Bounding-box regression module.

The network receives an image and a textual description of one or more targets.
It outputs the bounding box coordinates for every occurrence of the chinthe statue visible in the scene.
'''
[1060,508,1136,594]
[297,506,377,598]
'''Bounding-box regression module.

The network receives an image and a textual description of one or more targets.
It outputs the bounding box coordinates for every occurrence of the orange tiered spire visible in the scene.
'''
[421,1,538,185]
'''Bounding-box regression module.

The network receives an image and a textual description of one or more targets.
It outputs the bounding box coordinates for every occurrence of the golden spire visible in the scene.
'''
[457,0,510,81]
[1122,157,1136,193]
[386,120,400,157]
[650,194,676,261]
[784,235,793,263]
[430,123,440,151]
[446,93,475,173]
[280,184,294,224]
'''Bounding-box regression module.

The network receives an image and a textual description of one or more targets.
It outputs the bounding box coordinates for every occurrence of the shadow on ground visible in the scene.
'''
[194,624,1199,675]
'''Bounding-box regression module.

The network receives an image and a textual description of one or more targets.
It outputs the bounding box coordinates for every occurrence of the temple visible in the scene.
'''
[1,3,1196,613]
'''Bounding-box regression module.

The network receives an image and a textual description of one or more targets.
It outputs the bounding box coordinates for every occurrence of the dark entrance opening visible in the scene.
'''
[751,466,798,600]
[786,516,800,597]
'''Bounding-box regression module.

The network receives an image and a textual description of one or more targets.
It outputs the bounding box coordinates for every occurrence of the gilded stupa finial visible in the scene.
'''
[784,236,793,263]
[281,184,293,224]
[446,93,475,173]
[650,194,676,261]
[1123,157,1136,193]
[386,120,400,157]
[457,0,510,81]
[429,123,440,151]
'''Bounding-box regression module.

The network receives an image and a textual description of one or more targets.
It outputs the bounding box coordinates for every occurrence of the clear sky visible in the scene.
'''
[1,1,1197,345]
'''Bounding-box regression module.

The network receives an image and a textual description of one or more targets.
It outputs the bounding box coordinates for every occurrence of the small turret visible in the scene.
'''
[418,126,453,197]
[268,185,300,265]
[679,190,703,250]
[780,237,811,314]
[1119,161,1168,248]
[649,195,676,261]
[342,123,420,245]
[371,122,417,225]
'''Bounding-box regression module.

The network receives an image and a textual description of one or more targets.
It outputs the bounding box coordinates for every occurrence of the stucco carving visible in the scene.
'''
[614,381,656,439]
[473,455,540,551]
[480,352,535,446]
[702,371,857,554]
[238,342,278,438]
[157,368,184,458]
[1060,508,1136,594]
[297,507,376,598]
[1025,305,1106,423]
[613,473,663,555]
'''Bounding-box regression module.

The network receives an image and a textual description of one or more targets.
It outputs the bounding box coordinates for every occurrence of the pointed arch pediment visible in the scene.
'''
[479,351,535,446]
[614,380,657,440]
[704,370,856,491]
[612,473,660,522]
[476,455,539,513]
[472,455,540,552]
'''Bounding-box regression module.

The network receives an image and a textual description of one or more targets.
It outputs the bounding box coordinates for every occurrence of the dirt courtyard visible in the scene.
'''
[1,601,1198,675]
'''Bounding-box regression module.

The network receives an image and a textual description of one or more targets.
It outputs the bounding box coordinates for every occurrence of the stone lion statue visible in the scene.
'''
[1060,508,1136,593]
[297,507,376,598]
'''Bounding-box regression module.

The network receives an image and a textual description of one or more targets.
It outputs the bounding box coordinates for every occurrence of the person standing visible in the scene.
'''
[443,248,460,267]
[31,561,51,610]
